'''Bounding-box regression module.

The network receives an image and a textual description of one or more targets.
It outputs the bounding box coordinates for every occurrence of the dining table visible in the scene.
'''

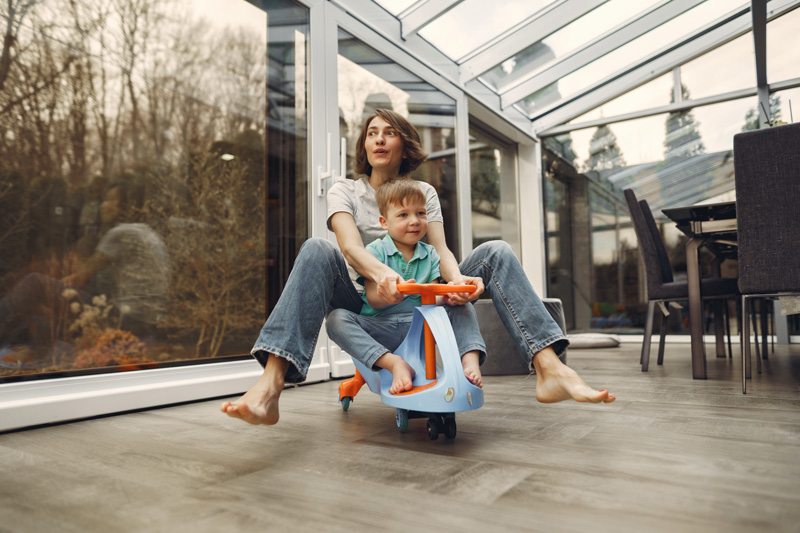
[662,201,737,379]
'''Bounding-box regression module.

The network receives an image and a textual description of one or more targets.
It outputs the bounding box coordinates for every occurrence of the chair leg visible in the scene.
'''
[742,295,750,393]
[760,298,769,360]
[752,299,762,374]
[641,300,656,372]
[657,307,667,365]
[725,301,732,359]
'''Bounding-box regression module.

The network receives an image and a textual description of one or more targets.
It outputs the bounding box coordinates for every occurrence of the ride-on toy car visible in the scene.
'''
[337,282,484,440]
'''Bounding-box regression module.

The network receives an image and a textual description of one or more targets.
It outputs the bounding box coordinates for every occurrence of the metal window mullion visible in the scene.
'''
[455,92,473,260]
[751,0,770,124]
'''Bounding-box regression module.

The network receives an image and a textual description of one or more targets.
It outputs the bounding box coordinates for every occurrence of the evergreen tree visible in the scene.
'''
[742,94,782,131]
[585,125,626,172]
[664,84,705,163]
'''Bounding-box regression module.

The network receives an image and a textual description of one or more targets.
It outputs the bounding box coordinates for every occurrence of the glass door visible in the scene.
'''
[319,18,460,377]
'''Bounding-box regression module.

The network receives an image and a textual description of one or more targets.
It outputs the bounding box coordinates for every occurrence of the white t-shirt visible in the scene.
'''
[326,177,444,290]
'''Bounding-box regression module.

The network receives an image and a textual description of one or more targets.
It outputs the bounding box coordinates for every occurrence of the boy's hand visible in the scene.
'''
[443,276,484,305]
[376,270,406,305]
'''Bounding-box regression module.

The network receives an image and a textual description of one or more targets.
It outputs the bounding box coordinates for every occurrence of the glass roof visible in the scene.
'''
[363,0,800,135]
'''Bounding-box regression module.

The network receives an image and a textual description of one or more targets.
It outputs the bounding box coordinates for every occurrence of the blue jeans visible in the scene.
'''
[251,239,566,382]
[459,241,568,366]
[325,305,486,371]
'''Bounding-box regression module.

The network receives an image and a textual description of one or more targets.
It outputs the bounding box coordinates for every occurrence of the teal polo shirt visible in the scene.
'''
[358,234,441,317]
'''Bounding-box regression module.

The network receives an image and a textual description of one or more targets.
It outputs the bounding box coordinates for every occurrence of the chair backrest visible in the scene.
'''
[639,199,674,284]
[733,123,800,294]
[624,189,670,299]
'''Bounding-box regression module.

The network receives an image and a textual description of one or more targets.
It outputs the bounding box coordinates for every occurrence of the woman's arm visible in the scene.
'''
[426,221,484,304]
[330,211,404,305]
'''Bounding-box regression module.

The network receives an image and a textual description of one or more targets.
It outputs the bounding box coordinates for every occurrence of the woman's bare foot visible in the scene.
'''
[376,352,415,394]
[461,351,482,388]
[532,348,615,404]
[220,353,288,425]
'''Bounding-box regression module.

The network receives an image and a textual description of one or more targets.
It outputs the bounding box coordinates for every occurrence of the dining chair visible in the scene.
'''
[733,123,800,393]
[624,189,739,371]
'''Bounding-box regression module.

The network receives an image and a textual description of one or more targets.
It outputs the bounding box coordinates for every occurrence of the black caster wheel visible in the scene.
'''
[426,418,439,440]
[396,409,409,433]
[444,417,457,439]
[340,396,351,411]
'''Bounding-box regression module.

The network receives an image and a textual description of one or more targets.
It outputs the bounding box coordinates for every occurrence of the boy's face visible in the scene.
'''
[380,197,428,249]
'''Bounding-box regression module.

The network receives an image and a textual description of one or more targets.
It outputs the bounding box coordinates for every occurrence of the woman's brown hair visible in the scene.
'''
[354,109,428,177]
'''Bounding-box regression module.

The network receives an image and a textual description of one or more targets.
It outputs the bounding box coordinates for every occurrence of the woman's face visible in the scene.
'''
[100,187,122,224]
[364,116,406,175]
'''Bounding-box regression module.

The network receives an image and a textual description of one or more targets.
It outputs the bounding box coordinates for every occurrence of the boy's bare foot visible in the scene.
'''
[220,353,288,425]
[376,352,415,394]
[461,351,482,388]
[532,348,615,404]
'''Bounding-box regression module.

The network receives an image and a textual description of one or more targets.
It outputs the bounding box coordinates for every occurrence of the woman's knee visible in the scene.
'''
[470,240,516,265]
[298,237,337,259]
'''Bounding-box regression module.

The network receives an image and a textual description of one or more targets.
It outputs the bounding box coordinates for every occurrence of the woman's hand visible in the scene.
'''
[443,275,484,306]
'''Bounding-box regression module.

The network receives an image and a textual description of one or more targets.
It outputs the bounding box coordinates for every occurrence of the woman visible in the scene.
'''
[221,109,614,425]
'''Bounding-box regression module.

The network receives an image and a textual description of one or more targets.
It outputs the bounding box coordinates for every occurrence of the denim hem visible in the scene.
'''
[459,344,487,366]
[526,334,569,369]
[250,344,307,384]
[364,348,390,372]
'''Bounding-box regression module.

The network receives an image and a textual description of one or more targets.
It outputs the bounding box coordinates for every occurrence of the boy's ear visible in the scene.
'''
[379,215,389,230]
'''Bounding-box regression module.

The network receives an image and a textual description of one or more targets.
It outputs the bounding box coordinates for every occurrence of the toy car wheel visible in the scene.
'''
[396,409,409,433]
[426,418,439,440]
[444,417,457,439]
[341,396,351,411]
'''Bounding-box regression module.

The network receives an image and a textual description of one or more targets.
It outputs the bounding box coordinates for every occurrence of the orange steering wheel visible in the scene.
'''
[396,282,476,304]
[395,282,476,380]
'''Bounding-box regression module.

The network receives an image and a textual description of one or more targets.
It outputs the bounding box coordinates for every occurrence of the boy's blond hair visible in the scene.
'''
[375,179,426,217]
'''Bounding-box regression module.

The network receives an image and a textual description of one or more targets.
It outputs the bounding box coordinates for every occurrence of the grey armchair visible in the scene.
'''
[624,189,738,371]
[733,122,800,393]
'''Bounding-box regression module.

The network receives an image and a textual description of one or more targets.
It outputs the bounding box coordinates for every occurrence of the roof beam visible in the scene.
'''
[400,0,465,40]
[459,0,607,83]
[499,0,706,108]
[531,0,800,134]
[751,0,768,87]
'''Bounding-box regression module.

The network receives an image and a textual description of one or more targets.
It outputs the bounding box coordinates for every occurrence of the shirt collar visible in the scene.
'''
[379,234,428,261]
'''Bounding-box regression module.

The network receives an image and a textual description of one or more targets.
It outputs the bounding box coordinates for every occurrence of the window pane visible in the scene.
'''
[469,124,520,255]
[768,7,800,83]
[543,97,753,333]
[336,30,460,254]
[769,87,800,125]
[418,0,552,60]
[373,0,418,16]
[0,0,308,380]
[680,32,755,100]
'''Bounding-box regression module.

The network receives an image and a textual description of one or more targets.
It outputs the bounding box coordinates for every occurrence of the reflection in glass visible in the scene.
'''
[543,96,753,334]
[0,0,308,380]
[469,124,520,255]
[336,30,460,254]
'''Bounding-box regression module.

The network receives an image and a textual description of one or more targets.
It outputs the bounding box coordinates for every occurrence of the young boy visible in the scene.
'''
[325,179,483,394]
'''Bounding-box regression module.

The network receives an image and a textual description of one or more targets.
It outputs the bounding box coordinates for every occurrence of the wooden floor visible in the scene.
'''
[2,342,800,533]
